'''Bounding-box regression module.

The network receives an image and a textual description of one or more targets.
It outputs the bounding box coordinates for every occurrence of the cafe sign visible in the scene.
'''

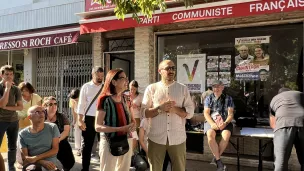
[0,31,80,51]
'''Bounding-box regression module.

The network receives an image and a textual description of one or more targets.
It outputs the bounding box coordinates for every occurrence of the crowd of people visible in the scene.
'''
[0,59,303,171]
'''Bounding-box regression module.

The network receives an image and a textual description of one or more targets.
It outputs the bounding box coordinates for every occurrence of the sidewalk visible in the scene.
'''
[2,142,272,171]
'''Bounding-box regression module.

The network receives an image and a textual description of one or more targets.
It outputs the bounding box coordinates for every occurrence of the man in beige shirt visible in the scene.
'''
[141,60,194,171]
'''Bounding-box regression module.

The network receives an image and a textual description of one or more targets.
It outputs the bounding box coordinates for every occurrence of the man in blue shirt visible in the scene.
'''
[204,80,234,171]
[19,105,62,171]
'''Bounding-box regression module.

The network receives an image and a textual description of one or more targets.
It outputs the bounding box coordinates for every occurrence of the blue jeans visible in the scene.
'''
[0,121,19,171]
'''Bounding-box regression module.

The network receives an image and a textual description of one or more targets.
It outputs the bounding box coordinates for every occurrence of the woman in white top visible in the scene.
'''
[129,80,143,128]
[69,88,82,156]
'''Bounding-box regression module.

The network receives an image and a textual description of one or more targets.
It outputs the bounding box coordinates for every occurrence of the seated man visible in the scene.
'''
[19,105,62,171]
[203,80,234,171]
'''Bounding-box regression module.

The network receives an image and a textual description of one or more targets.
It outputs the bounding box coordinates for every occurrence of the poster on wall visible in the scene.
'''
[206,72,218,87]
[207,56,219,71]
[177,54,206,92]
[219,72,231,87]
[235,36,270,81]
[219,55,231,71]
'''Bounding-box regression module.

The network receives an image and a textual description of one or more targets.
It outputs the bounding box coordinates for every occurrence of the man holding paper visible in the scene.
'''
[204,80,234,171]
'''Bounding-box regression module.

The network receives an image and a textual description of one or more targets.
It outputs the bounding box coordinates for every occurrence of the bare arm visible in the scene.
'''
[269,114,276,129]
[225,107,234,124]
[71,101,78,125]
[95,110,132,133]
[21,148,29,165]
[59,125,70,142]
[204,108,214,125]
[0,87,11,107]
[139,128,148,154]
[3,100,23,111]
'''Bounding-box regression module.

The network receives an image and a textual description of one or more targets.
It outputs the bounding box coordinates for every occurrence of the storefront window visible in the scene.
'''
[157,23,303,122]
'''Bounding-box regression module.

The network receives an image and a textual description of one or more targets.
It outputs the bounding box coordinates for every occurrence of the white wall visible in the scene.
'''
[0,0,32,10]
[0,0,84,34]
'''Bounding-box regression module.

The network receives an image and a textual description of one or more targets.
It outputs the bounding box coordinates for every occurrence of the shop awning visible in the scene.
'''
[80,0,304,34]
[0,26,80,51]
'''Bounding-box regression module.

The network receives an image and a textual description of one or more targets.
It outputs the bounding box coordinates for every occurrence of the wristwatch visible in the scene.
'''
[224,121,229,125]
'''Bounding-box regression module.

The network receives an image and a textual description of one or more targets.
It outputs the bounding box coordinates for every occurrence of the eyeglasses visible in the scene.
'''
[118,77,128,81]
[30,110,45,115]
[47,103,57,107]
[162,66,176,71]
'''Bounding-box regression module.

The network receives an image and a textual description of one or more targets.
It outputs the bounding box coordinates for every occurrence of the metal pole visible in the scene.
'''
[56,46,59,100]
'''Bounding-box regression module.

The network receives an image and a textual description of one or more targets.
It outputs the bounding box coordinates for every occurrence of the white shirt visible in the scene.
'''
[77,81,103,117]
[141,81,194,146]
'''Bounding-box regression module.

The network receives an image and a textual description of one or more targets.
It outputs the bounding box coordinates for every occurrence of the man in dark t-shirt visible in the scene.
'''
[0,65,23,171]
[269,88,304,171]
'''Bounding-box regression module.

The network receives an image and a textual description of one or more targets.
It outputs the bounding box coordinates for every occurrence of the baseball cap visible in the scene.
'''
[212,80,223,87]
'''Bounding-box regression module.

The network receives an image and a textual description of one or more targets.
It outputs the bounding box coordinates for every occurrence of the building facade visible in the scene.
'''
[0,0,93,115]
[77,0,304,170]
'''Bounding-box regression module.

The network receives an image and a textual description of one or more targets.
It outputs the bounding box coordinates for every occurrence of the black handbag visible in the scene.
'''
[107,135,129,156]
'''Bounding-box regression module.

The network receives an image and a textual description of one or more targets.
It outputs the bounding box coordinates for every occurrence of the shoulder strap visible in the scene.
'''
[84,84,103,116]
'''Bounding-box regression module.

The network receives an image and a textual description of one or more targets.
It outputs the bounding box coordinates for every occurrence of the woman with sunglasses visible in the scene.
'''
[95,68,136,171]
[44,96,75,171]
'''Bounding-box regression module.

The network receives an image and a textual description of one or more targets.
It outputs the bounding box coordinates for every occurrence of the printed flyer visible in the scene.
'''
[207,56,219,72]
[177,54,206,92]
[219,55,231,71]
[235,36,270,81]
[219,72,231,87]
[206,72,218,87]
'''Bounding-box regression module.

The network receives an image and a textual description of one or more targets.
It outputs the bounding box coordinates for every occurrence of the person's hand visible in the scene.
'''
[24,156,38,164]
[211,123,219,130]
[39,160,56,170]
[5,81,12,90]
[120,123,135,132]
[78,120,86,131]
[159,100,176,112]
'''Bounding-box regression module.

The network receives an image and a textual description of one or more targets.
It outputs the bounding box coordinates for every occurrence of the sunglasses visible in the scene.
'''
[47,103,57,107]
[162,66,176,71]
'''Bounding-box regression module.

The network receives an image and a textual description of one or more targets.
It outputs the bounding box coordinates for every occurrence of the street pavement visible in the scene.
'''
[2,142,271,171]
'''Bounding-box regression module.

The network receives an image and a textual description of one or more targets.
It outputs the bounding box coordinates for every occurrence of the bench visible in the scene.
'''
[186,127,274,171]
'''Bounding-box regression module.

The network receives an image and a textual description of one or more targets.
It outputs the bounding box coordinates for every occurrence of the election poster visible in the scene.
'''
[219,72,231,87]
[206,72,218,87]
[207,56,219,71]
[177,54,206,92]
[219,55,231,71]
[235,36,270,81]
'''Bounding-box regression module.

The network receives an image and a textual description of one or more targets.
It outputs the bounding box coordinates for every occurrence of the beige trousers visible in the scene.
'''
[148,139,186,171]
[99,135,133,171]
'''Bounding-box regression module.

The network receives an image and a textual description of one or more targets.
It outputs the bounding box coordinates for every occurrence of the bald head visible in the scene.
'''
[28,105,45,118]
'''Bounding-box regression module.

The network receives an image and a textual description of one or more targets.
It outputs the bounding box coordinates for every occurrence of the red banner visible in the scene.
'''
[0,31,80,50]
[81,0,304,34]
[85,0,115,12]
